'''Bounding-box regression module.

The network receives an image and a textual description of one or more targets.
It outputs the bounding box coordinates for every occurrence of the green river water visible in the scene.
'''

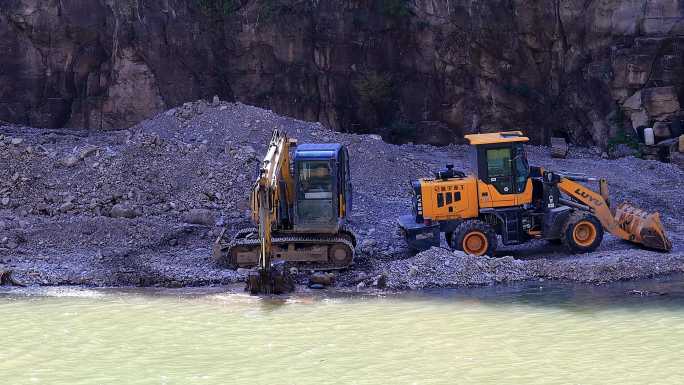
[2,277,684,385]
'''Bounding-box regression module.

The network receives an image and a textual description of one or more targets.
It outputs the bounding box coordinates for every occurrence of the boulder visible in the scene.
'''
[309,272,335,286]
[622,91,643,111]
[671,151,684,169]
[653,121,672,139]
[78,145,99,160]
[179,103,194,119]
[61,155,81,167]
[629,109,649,130]
[183,209,216,226]
[550,137,568,158]
[372,273,387,288]
[361,238,377,251]
[642,87,680,118]
[58,202,75,213]
[110,203,138,219]
[680,135,684,153]
[235,145,257,160]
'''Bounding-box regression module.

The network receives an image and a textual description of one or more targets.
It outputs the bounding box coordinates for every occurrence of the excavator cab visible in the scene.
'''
[294,144,352,233]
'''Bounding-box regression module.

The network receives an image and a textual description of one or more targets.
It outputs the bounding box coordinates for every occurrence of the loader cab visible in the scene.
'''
[465,131,532,206]
[293,144,352,233]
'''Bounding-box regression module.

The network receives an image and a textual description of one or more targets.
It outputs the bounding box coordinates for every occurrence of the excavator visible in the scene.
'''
[213,129,356,294]
[399,131,672,255]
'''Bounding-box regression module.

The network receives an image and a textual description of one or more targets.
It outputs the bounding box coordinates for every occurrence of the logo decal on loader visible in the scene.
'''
[574,188,603,207]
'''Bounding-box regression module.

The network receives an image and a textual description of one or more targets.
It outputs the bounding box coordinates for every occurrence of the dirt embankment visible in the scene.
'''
[1,100,683,291]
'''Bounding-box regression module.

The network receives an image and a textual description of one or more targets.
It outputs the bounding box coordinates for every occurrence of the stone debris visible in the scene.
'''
[0,101,682,289]
[0,270,25,286]
[110,203,138,219]
[78,145,99,160]
[352,247,684,290]
[183,209,216,226]
[550,137,568,158]
[61,155,81,167]
[309,272,335,286]
[10,137,23,145]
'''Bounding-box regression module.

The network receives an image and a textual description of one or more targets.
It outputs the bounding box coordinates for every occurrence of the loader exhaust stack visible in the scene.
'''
[614,203,672,252]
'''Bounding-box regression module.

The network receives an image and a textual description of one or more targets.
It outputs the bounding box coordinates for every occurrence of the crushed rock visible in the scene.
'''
[0,100,683,289]
[375,247,684,290]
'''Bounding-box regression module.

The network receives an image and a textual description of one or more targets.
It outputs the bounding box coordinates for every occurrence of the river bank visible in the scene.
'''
[1,101,683,291]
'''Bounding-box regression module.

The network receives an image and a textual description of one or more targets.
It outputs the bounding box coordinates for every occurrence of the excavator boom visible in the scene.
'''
[557,177,672,251]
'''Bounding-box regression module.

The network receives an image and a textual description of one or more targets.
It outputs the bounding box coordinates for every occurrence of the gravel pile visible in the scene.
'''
[1,99,683,289]
[370,247,684,290]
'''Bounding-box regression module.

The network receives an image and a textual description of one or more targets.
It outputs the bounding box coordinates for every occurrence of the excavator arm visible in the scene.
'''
[251,129,296,271]
[557,177,672,251]
[245,129,297,294]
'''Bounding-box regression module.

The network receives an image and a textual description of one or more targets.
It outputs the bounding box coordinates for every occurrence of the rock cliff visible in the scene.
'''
[1,0,683,146]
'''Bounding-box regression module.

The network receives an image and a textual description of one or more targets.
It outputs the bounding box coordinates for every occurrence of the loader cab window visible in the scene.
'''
[485,147,515,195]
[479,144,529,195]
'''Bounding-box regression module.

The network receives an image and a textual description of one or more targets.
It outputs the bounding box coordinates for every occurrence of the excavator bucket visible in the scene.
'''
[614,203,672,251]
[245,261,294,295]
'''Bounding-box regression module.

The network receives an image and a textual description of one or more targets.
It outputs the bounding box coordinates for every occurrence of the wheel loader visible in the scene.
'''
[213,129,356,294]
[399,131,672,256]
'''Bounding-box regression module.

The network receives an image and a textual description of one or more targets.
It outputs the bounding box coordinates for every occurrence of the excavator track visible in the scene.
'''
[214,226,357,270]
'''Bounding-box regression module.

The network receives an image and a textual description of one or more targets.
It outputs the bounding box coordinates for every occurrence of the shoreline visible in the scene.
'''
[3,270,684,299]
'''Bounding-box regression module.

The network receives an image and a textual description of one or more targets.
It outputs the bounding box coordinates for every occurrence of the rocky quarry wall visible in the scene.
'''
[1,0,684,146]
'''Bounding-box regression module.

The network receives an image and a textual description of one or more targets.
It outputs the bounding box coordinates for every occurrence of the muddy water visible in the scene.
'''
[2,278,684,385]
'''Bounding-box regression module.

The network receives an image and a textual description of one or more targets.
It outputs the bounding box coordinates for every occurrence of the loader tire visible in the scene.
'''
[561,212,603,253]
[452,220,497,257]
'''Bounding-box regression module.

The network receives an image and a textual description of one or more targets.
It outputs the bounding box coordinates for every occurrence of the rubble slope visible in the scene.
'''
[1,101,682,289]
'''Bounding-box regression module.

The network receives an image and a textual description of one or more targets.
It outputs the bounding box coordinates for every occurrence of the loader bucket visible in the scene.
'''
[614,203,672,251]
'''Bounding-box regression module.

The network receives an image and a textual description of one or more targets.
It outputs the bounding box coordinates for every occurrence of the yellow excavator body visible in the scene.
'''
[399,131,672,255]
[213,130,357,294]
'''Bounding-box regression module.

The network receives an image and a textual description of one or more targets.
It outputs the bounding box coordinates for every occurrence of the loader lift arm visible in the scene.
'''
[557,177,672,251]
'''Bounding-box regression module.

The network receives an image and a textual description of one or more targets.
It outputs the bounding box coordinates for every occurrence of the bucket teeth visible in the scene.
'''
[614,203,672,251]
